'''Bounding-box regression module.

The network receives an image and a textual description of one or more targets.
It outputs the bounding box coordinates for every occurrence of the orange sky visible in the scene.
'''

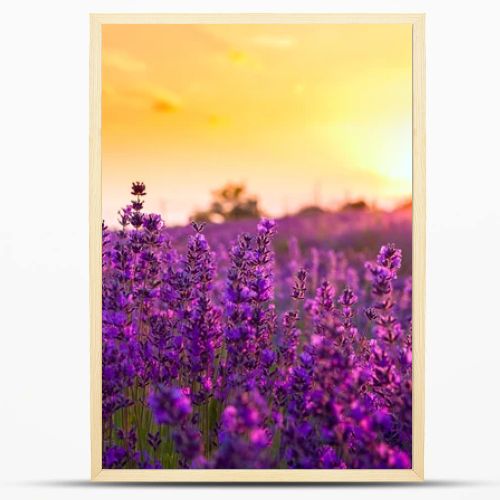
[102,24,412,226]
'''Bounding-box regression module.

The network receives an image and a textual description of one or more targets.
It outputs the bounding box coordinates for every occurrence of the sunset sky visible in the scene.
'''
[102,24,412,226]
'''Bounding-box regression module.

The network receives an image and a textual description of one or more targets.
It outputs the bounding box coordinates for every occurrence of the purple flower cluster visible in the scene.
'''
[102,183,412,469]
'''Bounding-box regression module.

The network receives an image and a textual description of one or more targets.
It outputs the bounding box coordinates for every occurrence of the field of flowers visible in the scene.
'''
[102,183,412,469]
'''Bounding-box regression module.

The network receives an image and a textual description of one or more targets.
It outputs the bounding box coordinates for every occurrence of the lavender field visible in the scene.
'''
[102,183,412,469]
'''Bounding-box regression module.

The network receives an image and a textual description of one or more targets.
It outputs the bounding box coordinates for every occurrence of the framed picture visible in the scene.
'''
[90,13,425,482]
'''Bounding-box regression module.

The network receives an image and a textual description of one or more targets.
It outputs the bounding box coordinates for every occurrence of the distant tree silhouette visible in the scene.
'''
[340,200,369,211]
[296,205,328,216]
[192,183,262,223]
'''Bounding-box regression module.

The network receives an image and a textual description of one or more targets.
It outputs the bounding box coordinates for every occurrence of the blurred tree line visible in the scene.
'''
[192,183,262,223]
[190,181,405,224]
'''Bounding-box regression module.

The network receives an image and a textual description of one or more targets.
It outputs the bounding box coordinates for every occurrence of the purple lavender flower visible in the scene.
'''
[173,424,204,464]
[102,183,412,470]
[148,386,192,425]
[213,391,273,468]
[292,269,308,300]
[103,446,128,468]
[131,181,147,196]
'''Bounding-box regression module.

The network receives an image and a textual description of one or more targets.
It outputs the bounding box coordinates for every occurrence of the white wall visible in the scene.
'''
[1,1,499,499]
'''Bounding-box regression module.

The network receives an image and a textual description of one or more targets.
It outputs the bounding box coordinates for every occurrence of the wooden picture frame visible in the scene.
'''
[90,13,425,482]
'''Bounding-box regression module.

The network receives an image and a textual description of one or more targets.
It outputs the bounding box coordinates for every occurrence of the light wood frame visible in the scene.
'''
[90,13,425,482]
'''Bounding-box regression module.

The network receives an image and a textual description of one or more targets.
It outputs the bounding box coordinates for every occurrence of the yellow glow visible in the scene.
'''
[102,24,412,225]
